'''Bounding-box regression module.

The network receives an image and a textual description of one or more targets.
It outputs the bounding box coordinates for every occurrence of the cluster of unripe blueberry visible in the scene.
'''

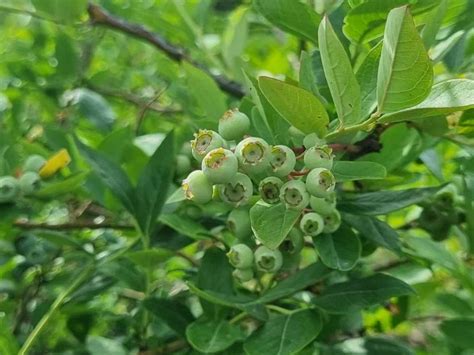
[182,109,342,281]
[0,155,45,204]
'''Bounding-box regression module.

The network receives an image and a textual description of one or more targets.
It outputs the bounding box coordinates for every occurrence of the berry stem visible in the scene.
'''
[289,169,310,177]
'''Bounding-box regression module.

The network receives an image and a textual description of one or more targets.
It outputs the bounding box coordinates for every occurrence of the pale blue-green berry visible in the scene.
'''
[323,209,341,234]
[176,154,192,176]
[304,146,333,170]
[303,133,326,149]
[201,148,238,183]
[227,243,254,269]
[280,228,304,255]
[310,193,336,216]
[23,155,46,173]
[259,176,283,204]
[254,246,283,273]
[232,268,254,283]
[306,168,336,198]
[235,137,271,174]
[19,172,41,195]
[218,109,250,141]
[0,176,19,203]
[182,170,213,204]
[300,212,325,237]
[280,180,309,210]
[227,208,252,240]
[270,145,296,177]
[191,130,225,162]
[219,172,253,207]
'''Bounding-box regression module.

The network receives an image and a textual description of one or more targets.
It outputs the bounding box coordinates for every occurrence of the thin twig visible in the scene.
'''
[0,5,63,25]
[135,85,169,134]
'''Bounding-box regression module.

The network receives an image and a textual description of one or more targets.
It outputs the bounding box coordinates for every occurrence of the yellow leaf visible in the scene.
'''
[39,149,71,178]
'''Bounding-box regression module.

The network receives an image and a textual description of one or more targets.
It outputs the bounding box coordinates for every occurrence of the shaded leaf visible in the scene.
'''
[440,318,474,349]
[186,320,242,353]
[144,298,194,337]
[332,161,387,181]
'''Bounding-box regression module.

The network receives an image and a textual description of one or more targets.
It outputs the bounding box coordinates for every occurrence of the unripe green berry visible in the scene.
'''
[235,137,271,174]
[218,109,250,141]
[180,142,192,157]
[182,170,213,204]
[176,154,192,177]
[23,155,46,173]
[322,209,341,234]
[232,268,254,283]
[300,212,324,237]
[191,130,225,162]
[306,168,336,198]
[219,172,253,207]
[259,176,283,204]
[304,146,333,170]
[303,133,325,149]
[254,245,283,273]
[201,148,238,183]
[0,176,19,203]
[288,126,305,139]
[227,244,254,269]
[280,180,309,210]
[280,228,304,255]
[270,145,296,177]
[309,193,337,216]
[227,208,252,240]
[19,172,41,195]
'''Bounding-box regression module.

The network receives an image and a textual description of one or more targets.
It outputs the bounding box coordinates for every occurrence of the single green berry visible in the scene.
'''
[232,268,254,283]
[309,193,337,216]
[227,244,254,269]
[218,108,250,141]
[191,130,225,162]
[184,204,203,219]
[182,170,213,204]
[300,212,324,237]
[0,176,20,203]
[201,148,238,184]
[259,176,283,204]
[288,126,305,139]
[23,155,46,173]
[280,228,305,255]
[303,133,326,149]
[304,146,333,170]
[322,209,341,234]
[254,245,283,273]
[227,208,252,240]
[235,137,271,174]
[176,154,192,177]
[280,180,309,210]
[270,145,296,177]
[306,168,336,198]
[219,172,253,207]
[180,141,192,157]
[19,172,41,195]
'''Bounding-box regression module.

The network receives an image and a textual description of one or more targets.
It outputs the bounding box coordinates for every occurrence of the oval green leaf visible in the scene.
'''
[332,161,387,181]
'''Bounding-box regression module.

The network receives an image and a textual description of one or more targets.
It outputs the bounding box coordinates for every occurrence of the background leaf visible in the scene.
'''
[332,161,387,181]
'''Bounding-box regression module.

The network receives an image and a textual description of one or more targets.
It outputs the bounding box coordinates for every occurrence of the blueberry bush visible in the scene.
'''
[0,0,474,354]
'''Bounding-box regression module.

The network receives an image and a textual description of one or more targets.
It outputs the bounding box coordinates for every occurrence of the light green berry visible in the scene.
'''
[227,208,252,240]
[23,155,46,173]
[219,172,253,207]
[218,109,250,141]
[309,193,336,216]
[182,170,213,204]
[323,209,341,234]
[232,268,254,283]
[254,245,283,273]
[306,168,336,198]
[19,172,41,195]
[191,130,225,162]
[235,137,271,174]
[270,145,296,177]
[303,146,333,170]
[176,154,192,177]
[227,244,254,269]
[259,176,283,204]
[280,228,305,255]
[300,212,325,237]
[303,133,326,149]
[201,148,238,184]
[0,176,19,203]
[280,180,309,210]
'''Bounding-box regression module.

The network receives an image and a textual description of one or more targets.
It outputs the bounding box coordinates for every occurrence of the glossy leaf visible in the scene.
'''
[159,213,212,240]
[144,298,194,337]
[35,172,88,198]
[332,161,387,181]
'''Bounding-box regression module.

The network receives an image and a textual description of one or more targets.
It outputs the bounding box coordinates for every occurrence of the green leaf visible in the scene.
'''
[380,79,474,123]
[250,202,301,249]
[144,298,194,337]
[318,16,362,126]
[222,8,249,72]
[377,6,433,113]
[332,161,387,181]
[159,213,212,240]
[440,318,474,349]
[86,336,127,355]
[126,249,174,269]
[299,51,330,103]
[35,172,88,198]
[421,0,448,48]
[254,0,321,43]
[327,337,414,355]
[343,214,402,253]
[356,42,383,119]
[338,185,443,215]
[75,138,136,215]
[186,319,242,353]
[314,225,361,271]
[244,309,322,355]
[34,231,84,249]
[259,77,329,137]
[32,0,87,23]
[313,274,414,314]
[55,33,80,83]
[134,131,175,236]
